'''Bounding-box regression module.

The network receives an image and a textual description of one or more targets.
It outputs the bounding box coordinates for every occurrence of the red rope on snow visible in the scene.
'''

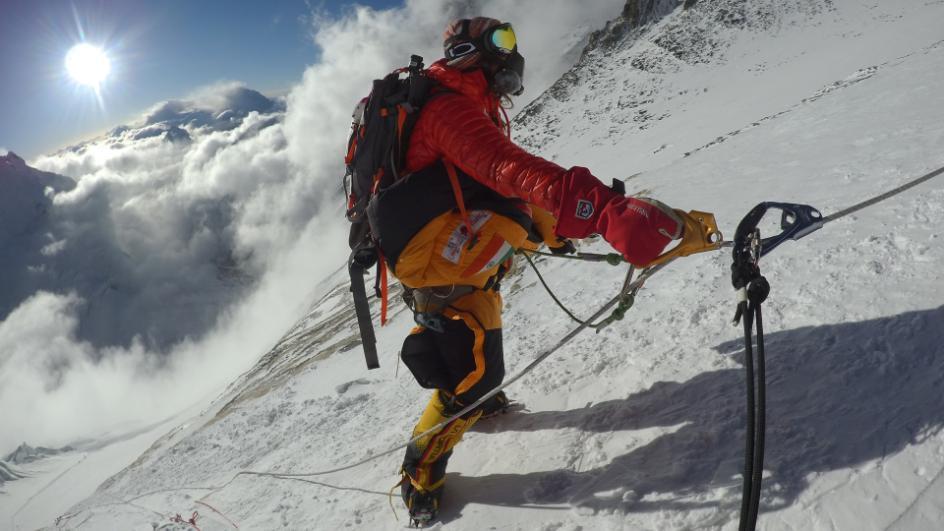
[170,511,201,530]
[195,500,240,529]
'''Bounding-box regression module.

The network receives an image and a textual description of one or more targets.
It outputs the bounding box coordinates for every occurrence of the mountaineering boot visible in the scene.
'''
[400,452,449,527]
[400,390,483,524]
[479,390,511,419]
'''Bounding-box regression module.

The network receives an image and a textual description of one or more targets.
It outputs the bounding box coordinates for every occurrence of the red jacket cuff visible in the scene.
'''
[553,167,620,239]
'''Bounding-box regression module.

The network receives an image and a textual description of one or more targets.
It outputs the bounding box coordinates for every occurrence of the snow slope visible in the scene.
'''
[0,404,207,531]
[35,0,944,529]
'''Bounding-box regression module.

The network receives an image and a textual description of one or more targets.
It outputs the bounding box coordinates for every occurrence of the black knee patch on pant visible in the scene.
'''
[401,317,503,393]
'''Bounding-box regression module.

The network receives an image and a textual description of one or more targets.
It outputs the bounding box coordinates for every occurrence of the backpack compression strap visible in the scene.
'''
[444,161,478,248]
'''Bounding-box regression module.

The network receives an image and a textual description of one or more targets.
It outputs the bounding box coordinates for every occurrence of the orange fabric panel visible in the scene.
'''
[529,205,562,247]
[394,210,527,290]
[447,288,502,330]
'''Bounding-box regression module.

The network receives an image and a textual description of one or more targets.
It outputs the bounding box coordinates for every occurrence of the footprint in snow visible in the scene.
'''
[335,378,374,395]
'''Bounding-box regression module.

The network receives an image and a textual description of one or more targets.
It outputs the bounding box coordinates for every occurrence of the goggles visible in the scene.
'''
[445,23,517,60]
[485,23,517,55]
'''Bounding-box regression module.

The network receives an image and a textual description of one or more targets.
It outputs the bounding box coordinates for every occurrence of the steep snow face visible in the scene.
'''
[23,0,944,530]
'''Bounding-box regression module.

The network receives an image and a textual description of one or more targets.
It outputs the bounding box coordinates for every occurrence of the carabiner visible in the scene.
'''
[734,202,823,258]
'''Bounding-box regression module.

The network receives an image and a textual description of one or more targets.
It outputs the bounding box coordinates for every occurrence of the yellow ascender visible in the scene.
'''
[646,210,724,267]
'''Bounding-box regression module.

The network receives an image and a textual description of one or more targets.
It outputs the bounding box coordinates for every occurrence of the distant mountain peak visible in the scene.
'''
[4,442,72,465]
[1,150,26,169]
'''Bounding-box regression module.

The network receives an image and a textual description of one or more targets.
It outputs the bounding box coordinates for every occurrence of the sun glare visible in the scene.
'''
[65,43,111,87]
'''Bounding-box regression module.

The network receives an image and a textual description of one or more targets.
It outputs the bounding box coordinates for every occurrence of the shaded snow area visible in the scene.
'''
[7,0,944,529]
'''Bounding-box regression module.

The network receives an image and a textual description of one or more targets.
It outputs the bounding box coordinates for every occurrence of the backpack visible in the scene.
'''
[344,55,433,370]
[344,55,432,243]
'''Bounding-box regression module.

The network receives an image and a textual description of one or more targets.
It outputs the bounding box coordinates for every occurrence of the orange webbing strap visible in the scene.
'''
[371,167,385,194]
[397,106,408,148]
[444,161,476,242]
[344,132,358,165]
[377,249,389,326]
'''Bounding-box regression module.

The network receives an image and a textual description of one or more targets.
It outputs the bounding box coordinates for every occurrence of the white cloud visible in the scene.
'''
[1,0,624,455]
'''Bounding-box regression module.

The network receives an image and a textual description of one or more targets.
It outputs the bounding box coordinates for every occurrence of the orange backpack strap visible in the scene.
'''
[444,161,477,247]
[377,248,389,326]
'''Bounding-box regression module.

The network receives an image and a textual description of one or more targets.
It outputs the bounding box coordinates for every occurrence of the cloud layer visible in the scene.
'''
[0,0,624,454]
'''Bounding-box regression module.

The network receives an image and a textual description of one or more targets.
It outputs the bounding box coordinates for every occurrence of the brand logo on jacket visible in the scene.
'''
[575,199,594,220]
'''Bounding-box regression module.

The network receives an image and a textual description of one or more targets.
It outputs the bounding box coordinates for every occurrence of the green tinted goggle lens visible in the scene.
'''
[489,25,516,53]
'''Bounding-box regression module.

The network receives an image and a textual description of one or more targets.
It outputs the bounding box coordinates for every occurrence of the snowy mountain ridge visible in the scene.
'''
[0,88,285,354]
[7,0,944,529]
[4,443,74,466]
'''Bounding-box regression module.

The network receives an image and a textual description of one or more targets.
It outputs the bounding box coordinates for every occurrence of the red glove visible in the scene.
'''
[554,167,683,266]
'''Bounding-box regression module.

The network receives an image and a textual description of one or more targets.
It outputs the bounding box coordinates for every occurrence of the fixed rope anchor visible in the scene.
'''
[734,202,823,258]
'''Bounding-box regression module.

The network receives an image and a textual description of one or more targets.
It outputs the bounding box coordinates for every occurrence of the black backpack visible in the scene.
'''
[344,55,433,370]
[344,55,432,248]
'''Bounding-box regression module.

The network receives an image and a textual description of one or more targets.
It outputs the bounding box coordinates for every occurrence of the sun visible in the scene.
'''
[65,43,111,87]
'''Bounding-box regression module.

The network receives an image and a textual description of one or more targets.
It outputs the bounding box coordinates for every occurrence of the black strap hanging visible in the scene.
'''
[349,244,380,370]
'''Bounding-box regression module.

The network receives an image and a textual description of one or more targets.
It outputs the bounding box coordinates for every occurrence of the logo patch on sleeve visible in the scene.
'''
[575,199,594,220]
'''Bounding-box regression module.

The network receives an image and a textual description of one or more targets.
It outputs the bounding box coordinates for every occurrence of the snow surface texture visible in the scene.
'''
[7,0,944,529]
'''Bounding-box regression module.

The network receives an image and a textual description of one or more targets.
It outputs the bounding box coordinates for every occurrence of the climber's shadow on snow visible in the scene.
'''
[443,305,944,520]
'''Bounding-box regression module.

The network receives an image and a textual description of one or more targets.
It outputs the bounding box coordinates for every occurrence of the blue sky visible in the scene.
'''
[0,0,402,159]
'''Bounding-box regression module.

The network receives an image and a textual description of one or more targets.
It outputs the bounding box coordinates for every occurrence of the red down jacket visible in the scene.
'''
[404,59,680,267]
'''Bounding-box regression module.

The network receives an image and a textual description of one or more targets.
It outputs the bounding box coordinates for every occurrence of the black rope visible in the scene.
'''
[526,249,625,265]
[749,301,767,527]
[731,220,770,531]
[736,285,768,531]
[522,252,593,326]
[736,291,768,531]
[521,251,642,331]
[738,300,756,531]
